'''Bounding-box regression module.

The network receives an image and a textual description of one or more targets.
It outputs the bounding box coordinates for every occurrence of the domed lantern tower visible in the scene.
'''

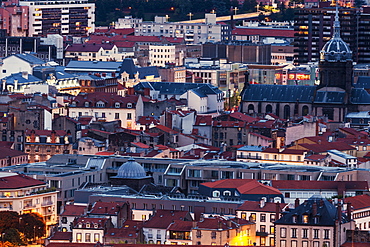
[318,4,353,97]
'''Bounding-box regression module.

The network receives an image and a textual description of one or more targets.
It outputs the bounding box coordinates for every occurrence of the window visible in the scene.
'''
[260,225,266,232]
[270,226,275,234]
[302,229,308,239]
[115,102,120,108]
[324,229,330,239]
[85,233,91,242]
[302,241,308,247]
[127,103,132,108]
[188,169,201,177]
[96,101,105,107]
[313,229,319,239]
[280,240,286,247]
[261,214,266,222]
[303,214,309,223]
[291,228,297,238]
[291,240,297,247]
[84,102,89,107]
[196,230,201,238]
[250,213,256,221]
[127,113,132,120]
[270,214,276,222]
[76,233,82,242]
[280,227,286,238]
[212,191,220,197]
[211,231,216,239]
[102,113,106,118]
[115,113,119,119]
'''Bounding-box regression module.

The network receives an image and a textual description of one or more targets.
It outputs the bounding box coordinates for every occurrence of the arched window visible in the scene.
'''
[284,105,290,119]
[302,105,309,116]
[266,104,272,113]
[115,102,120,108]
[223,191,231,196]
[212,191,220,197]
[248,104,254,114]
[84,102,89,107]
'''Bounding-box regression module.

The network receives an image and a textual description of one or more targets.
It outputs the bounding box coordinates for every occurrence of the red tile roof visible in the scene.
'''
[154,125,179,134]
[137,116,159,126]
[73,217,109,229]
[66,43,115,52]
[297,141,356,153]
[95,151,115,156]
[232,27,296,37]
[144,210,191,229]
[194,115,212,126]
[107,28,135,35]
[0,173,45,189]
[344,194,370,210]
[195,217,251,230]
[25,130,68,136]
[49,231,72,241]
[201,179,282,195]
[90,201,128,215]
[236,201,288,212]
[229,112,258,123]
[249,132,273,141]
[167,220,193,231]
[131,142,150,149]
[0,147,27,159]
[212,121,246,128]
[60,204,86,216]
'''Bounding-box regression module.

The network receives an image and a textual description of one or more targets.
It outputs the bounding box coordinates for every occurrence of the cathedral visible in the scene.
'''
[240,6,370,122]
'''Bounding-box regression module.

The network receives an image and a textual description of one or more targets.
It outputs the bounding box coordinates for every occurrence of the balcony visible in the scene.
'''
[24,204,35,209]
[42,201,53,206]
[237,155,262,159]
[148,234,153,239]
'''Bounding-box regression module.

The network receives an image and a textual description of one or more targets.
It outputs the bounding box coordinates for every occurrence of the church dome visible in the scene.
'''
[116,157,146,178]
[320,7,352,62]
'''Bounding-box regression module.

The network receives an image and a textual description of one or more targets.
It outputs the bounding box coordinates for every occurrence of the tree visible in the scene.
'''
[18,213,45,241]
[3,228,24,246]
[242,0,257,12]
[0,212,19,235]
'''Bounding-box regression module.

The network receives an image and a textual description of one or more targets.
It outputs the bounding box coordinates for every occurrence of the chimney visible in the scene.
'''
[51,130,56,143]
[21,71,28,79]
[192,221,197,228]
[275,202,280,221]
[259,198,265,208]
[312,201,317,216]
[127,87,134,95]
[347,202,352,221]
[144,87,150,96]
[30,130,35,142]
[295,198,300,209]
[218,220,222,230]
[337,203,342,221]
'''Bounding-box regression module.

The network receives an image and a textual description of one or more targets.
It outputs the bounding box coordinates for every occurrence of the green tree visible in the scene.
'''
[3,228,24,246]
[242,0,258,12]
[0,212,19,235]
[19,213,45,241]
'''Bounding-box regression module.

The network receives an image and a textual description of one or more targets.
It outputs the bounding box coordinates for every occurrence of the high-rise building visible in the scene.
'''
[20,0,95,37]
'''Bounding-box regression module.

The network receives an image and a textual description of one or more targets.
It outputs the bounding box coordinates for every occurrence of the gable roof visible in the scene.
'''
[143,210,191,229]
[60,204,86,216]
[344,194,370,210]
[0,173,45,189]
[89,201,128,215]
[200,179,282,195]
[275,196,348,226]
[135,82,222,96]
[13,53,45,65]
[241,84,316,103]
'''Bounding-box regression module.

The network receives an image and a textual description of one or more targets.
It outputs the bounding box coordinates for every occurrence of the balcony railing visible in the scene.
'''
[236,155,262,159]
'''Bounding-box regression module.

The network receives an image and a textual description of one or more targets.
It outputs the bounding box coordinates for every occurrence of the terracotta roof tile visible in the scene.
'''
[0,173,45,189]
[144,210,191,229]
[344,194,370,210]
[236,201,288,212]
[60,204,86,216]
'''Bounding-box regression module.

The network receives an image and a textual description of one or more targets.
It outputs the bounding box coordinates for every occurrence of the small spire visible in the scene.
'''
[333,1,341,38]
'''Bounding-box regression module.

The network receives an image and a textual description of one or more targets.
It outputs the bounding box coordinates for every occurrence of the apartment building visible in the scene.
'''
[20,0,95,37]
[275,196,353,247]
[134,14,224,44]
[236,200,288,246]
[0,172,58,234]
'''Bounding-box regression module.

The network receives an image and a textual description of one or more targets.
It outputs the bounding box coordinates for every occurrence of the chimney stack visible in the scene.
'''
[275,202,280,221]
[295,198,300,209]
[260,198,265,208]
[312,201,317,216]
[347,202,352,221]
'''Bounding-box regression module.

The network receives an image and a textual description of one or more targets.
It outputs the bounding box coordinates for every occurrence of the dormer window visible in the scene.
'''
[94,223,98,229]
[303,214,309,224]
[292,215,297,223]
[127,103,132,108]
[86,223,90,228]
[96,101,105,108]
[212,191,220,198]
[78,223,82,228]
[71,101,76,107]
[84,102,89,107]
[115,102,120,108]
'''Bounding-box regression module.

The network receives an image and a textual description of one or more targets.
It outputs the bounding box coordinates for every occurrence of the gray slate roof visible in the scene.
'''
[314,91,345,104]
[135,82,222,96]
[14,53,45,65]
[241,84,316,103]
[275,195,349,226]
[2,72,43,85]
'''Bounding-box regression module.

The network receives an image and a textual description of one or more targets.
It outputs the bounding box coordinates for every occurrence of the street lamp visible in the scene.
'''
[2,232,5,246]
